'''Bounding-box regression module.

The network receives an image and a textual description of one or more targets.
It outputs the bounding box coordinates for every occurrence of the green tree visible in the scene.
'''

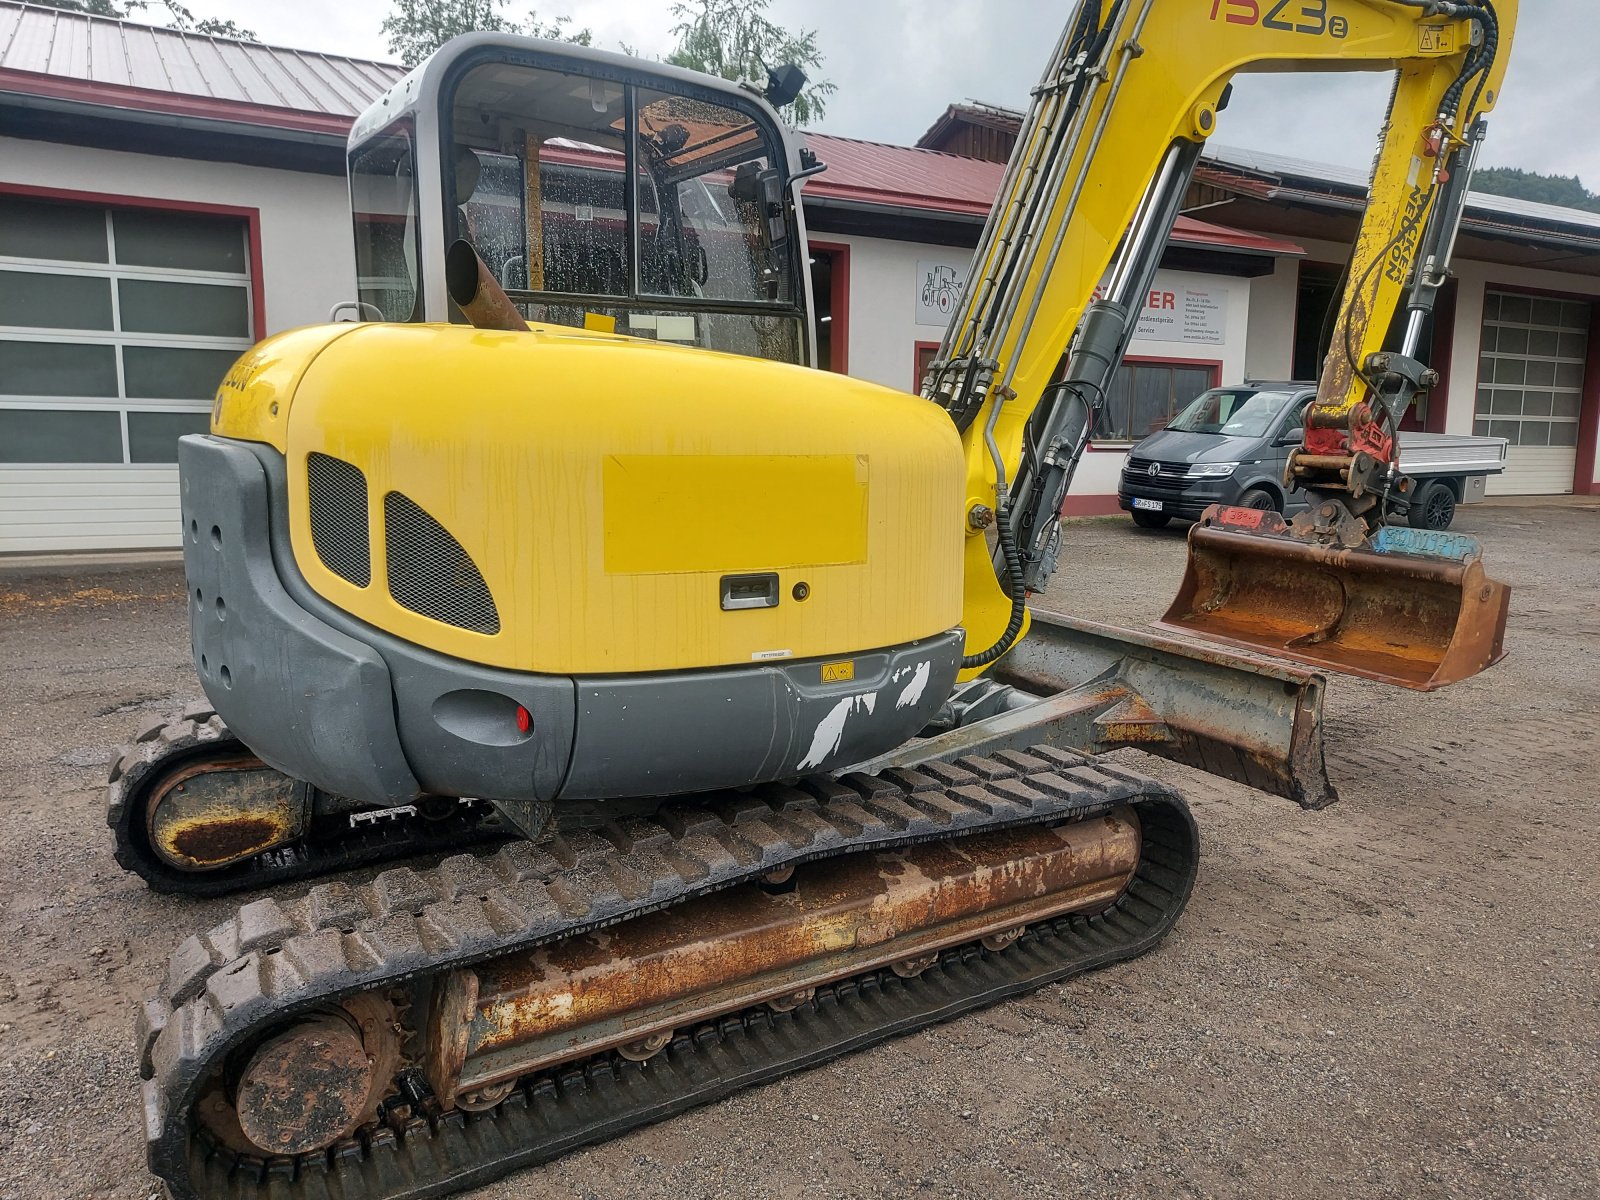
[1473,166,1600,215]
[27,0,255,39]
[665,0,835,125]
[382,0,591,67]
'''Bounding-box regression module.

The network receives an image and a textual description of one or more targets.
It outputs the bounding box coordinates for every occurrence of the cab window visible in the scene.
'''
[440,56,806,364]
[349,121,421,323]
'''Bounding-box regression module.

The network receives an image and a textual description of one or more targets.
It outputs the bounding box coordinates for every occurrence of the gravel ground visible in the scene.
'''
[0,503,1596,1200]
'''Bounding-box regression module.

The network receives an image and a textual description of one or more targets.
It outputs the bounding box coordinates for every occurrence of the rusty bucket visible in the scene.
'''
[1155,506,1510,691]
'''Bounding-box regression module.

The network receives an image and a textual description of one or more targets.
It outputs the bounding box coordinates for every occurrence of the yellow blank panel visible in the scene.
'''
[603,454,867,575]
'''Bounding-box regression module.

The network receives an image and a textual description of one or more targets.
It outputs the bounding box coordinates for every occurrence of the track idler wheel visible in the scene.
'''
[235,1014,374,1155]
[144,755,306,871]
[198,996,401,1158]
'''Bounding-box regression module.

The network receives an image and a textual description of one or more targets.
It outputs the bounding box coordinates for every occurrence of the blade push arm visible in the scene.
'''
[922,0,1516,673]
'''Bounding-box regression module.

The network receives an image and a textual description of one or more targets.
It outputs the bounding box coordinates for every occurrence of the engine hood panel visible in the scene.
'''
[223,322,964,675]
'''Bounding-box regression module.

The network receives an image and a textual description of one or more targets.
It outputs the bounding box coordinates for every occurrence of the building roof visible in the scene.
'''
[918,99,1025,150]
[6,0,1598,259]
[799,131,1303,256]
[1202,142,1600,238]
[911,98,1600,252]
[802,133,1001,218]
[0,0,404,135]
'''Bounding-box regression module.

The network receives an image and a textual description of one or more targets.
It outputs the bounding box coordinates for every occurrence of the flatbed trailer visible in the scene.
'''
[1396,431,1508,528]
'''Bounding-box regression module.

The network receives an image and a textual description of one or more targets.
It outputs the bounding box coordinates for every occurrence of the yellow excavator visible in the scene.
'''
[123,3,1515,1196]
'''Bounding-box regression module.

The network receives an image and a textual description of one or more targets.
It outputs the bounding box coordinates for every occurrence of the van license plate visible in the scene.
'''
[1132,498,1163,512]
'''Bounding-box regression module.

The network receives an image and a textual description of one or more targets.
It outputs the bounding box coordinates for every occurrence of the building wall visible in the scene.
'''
[822,230,1258,508]
[920,123,1018,164]
[815,232,949,392]
[1243,254,1300,382]
[5,133,1596,556]
[0,138,355,552]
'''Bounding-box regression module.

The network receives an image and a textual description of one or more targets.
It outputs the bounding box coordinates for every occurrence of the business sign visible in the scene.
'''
[1133,277,1229,345]
[918,262,1229,343]
[915,259,969,326]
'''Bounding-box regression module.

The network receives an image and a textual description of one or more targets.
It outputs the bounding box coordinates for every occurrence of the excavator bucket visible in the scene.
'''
[1155,506,1510,691]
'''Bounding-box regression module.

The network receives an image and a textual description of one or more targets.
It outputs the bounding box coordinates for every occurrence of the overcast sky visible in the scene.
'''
[199,0,1597,183]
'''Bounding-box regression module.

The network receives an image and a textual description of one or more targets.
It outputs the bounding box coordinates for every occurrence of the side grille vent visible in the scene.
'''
[306,452,371,587]
[383,491,501,634]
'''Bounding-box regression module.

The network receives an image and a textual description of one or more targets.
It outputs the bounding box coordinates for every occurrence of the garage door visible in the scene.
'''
[0,193,254,552]
[1475,289,1589,495]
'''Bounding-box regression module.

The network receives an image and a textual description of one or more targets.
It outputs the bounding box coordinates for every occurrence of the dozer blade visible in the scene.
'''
[854,608,1337,809]
[1155,505,1510,692]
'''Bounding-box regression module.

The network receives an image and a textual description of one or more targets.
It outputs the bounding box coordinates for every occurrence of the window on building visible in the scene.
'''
[0,194,253,465]
[914,341,939,393]
[810,248,840,372]
[1093,360,1218,442]
[1475,291,1589,448]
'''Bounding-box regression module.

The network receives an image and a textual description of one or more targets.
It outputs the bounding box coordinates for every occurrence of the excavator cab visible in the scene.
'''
[344,34,816,363]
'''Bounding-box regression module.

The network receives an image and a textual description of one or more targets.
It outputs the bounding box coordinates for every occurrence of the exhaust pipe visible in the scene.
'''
[445,239,529,332]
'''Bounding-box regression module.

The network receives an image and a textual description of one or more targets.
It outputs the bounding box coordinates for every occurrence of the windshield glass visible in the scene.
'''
[440,57,805,364]
[1167,388,1296,437]
[349,121,420,322]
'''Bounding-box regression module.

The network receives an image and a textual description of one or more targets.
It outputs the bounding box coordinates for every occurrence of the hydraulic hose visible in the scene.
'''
[961,502,1028,670]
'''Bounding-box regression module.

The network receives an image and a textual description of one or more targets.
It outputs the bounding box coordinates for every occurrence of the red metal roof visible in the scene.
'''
[802,132,1304,256]
[802,133,1002,217]
[1168,214,1304,256]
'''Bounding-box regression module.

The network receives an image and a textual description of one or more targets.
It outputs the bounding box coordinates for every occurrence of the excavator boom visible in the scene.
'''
[926,0,1516,689]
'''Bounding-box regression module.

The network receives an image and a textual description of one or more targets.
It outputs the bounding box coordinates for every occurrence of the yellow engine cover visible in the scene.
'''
[213,323,965,675]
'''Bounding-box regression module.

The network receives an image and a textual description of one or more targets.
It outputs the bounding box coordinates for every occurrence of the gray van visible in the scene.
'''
[1116,381,1506,531]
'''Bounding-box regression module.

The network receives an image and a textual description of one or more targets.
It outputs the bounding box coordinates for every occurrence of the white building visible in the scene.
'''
[1,3,1596,552]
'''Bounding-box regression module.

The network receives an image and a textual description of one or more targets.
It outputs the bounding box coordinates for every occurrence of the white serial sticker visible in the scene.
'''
[751,648,793,661]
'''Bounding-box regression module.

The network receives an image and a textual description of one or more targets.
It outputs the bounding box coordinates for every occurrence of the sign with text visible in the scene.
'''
[1133,277,1230,345]
[915,259,969,327]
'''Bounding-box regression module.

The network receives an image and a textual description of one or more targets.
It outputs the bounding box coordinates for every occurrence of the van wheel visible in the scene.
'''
[1237,487,1279,512]
[1408,480,1457,530]
[1131,510,1171,529]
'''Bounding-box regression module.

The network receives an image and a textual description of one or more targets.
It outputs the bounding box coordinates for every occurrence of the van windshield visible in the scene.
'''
[1167,388,1296,437]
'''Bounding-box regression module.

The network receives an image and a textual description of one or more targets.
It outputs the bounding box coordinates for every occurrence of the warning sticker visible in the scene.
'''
[821,660,856,684]
[1419,25,1454,53]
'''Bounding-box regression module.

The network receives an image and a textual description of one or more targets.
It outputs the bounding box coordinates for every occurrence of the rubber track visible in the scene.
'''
[141,746,1197,1200]
[106,704,506,897]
